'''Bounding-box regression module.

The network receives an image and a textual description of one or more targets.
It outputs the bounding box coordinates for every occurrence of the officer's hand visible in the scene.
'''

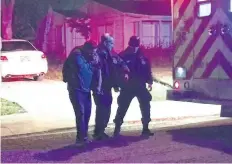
[96,86,103,95]
[92,55,100,65]
[147,84,152,91]
[114,87,120,92]
[125,74,129,81]
[96,90,103,95]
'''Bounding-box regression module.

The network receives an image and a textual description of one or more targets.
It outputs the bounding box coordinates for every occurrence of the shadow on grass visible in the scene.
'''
[34,135,147,162]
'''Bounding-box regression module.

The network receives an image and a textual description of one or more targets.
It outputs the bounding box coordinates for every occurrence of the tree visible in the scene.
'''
[1,0,15,39]
[13,0,51,39]
[66,17,91,40]
[13,0,91,40]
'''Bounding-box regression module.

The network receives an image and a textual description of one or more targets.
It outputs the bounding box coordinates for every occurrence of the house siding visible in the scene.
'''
[90,13,124,53]
[64,22,86,56]
[90,15,115,43]
[124,14,172,48]
[124,16,136,50]
[81,0,124,52]
[113,16,124,53]
[56,0,172,58]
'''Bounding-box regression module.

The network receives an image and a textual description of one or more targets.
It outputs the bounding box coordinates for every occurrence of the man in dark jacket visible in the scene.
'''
[113,36,154,137]
[92,33,130,140]
[63,40,99,146]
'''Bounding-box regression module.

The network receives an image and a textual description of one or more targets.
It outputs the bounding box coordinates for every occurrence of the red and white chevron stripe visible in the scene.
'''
[173,0,232,80]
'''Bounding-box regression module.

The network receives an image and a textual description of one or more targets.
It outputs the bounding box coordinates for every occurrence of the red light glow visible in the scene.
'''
[41,54,46,59]
[0,56,8,61]
[174,81,180,89]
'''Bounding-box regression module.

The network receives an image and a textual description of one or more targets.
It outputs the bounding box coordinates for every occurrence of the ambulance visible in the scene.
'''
[168,0,232,100]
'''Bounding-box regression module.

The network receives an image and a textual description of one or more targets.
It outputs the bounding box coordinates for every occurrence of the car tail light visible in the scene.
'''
[174,81,180,89]
[41,54,46,59]
[0,56,8,62]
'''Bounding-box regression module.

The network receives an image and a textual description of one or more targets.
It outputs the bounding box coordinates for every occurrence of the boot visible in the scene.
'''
[113,124,121,137]
[141,123,154,137]
[93,130,110,140]
[84,137,92,144]
[75,137,86,147]
[74,140,85,147]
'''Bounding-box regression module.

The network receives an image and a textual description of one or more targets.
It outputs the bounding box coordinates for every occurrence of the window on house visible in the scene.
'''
[105,24,113,36]
[97,24,114,43]
[72,32,85,47]
[197,0,211,17]
[160,22,171,48]
[133,22,140,36]
[97,26,105,43]
[141,21,159,47]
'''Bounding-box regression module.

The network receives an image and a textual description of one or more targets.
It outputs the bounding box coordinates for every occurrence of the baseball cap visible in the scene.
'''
[83,40,98,50]
[128,36,140,47]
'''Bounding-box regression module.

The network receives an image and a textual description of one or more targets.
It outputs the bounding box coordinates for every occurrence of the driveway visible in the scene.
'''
[0,79,144,122]
[1,79,72,115]
[0,79,222,126]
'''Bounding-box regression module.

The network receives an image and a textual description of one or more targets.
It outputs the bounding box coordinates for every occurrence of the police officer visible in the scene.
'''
[63,41,99,146]
[113,36,154,137]
[92,33,130,140]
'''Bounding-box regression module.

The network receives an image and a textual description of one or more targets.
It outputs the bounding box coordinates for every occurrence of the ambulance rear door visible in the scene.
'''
[191,0,222,99]
[217,0,232,100]
[172,0,195,90]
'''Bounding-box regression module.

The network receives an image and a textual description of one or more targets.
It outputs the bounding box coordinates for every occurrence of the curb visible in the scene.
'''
[1,100,222,124]
[0,113,29,121]
[1,114,221,138]
[1,99,222,137]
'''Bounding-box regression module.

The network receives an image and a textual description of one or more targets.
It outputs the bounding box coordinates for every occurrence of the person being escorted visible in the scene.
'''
[92,33,130,140]
[113,36,154,137]
[62,40,100,147]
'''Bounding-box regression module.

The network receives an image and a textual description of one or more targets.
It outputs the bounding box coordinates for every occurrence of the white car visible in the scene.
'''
[0,39,48,81]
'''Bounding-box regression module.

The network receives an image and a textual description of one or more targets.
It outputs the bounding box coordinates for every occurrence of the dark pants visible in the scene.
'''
[93,90,113,135]
[114,87,152,126]
[68,89,92,141]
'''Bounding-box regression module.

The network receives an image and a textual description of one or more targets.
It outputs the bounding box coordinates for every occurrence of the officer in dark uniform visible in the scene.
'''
[92,33,130,140]
[113,36,154,137]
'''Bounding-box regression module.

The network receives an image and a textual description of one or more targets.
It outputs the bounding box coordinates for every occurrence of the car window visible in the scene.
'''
[1,41,36,52]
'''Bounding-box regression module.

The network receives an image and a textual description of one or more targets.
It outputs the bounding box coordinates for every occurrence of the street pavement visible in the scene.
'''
[1,122,232,163]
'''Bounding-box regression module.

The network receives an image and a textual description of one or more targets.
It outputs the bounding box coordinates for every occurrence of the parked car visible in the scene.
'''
[0,39,48,81]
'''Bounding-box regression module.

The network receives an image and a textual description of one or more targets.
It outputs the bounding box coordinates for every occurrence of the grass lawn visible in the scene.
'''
[1,98,25,116]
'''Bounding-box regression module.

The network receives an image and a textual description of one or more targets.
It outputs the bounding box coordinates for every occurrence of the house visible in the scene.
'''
[36,0,171,58]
